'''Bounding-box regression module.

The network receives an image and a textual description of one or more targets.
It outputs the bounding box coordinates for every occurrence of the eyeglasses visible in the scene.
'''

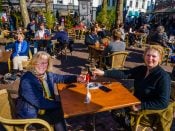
[35,62,48,66]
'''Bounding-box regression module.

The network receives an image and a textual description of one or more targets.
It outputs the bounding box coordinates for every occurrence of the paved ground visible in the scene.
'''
[0,40,174,131]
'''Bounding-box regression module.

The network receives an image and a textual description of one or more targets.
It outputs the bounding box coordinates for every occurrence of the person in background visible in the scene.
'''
[94,45,171,129]
[34,23,52,54]
[103,29,126,66]
[103,29,126,56]
[16,51,81,131]
[52,26,73,52]
[27,19,37,38]
[85,26,101,46]
[35,23,50,39]
[118,23,125,41]
[5,33,29,77]
[152,25,168,47]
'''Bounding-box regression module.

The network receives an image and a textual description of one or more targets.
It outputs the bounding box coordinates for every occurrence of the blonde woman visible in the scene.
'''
[16,51,78,131]
[94,45,171,129]
[95,45,170,110]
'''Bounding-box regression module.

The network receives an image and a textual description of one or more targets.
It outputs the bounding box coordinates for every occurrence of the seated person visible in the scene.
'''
[94,45,171,129]
[97,24,108,39]
[85,26,101,46]
[103,29,126,66]
[16,51,81,131]
[34,23,52,54]
[52,26,73,52]
[103,29,126,55]
[151,25,169,47]
[5,33,29,77]
[27,19,37,38]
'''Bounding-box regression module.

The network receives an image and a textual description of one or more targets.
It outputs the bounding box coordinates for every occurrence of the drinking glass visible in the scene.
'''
[89,64,96,80]
[80,67,88,83]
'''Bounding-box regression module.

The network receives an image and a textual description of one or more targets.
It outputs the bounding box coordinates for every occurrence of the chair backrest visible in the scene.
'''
[0,89,14,120]
[111,51,129,69]
[0,89,15,130]
[28,49,32,59]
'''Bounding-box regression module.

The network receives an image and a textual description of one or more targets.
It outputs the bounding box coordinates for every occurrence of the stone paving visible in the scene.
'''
[0,40,174,131]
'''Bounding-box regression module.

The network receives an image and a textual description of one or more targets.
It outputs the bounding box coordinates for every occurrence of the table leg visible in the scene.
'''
[92,114,96,131]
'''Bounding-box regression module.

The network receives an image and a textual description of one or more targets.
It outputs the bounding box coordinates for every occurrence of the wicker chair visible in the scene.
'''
[21,49,33,69]
[100,51,129,69]
[162,47,171,65]
[130,101,175,131]
[0,89,52,131]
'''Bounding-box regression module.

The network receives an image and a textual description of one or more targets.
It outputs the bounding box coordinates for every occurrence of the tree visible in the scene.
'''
[96,0,107,25]
[44,11,55,32]
[115,0,124,28]
[20,0,30,28]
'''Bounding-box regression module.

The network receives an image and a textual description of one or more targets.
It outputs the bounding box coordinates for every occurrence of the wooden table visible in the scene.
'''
[57,80,140,118]
[88,45,104,62]
[0,38,15,45]
[32,37,51,53]
[0,51,12,72]
[0,51,12,62]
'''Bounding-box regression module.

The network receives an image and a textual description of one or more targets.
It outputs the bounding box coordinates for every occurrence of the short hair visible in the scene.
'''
[144,45,164,63]
[27,51,52,72]
[157,26,165,33]
[112,29,122,40]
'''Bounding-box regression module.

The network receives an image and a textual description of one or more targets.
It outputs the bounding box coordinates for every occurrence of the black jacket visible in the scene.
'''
[104,65,171,110]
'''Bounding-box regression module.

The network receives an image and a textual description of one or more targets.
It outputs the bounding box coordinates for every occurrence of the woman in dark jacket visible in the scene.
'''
[94,45,171,111]
[16,51,78,131]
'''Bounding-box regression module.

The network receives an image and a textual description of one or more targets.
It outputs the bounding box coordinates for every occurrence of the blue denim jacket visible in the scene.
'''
[16,71,77,118]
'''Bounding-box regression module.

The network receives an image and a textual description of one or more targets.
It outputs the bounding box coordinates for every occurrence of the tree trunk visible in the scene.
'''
[115,0,124,28]
[45,0,52,12]
[19,0,30,28]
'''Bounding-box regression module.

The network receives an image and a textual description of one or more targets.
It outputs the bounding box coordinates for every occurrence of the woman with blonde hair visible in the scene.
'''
[94,45,171,129]
[16,51,78,131]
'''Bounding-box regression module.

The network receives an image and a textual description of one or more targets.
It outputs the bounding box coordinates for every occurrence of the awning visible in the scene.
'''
[154,8,175,13]
[59,11,69,16]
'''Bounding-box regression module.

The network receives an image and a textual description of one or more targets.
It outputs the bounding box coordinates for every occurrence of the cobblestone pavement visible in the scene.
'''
[0,40,174,131]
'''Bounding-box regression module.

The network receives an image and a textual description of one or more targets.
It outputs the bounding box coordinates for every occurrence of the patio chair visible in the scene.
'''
[0,89,52,131]
[21,49,33,69]
[100,51,129,69]
[67,29,76,39]
[53,40,72,60]
[162,47,171,65]
[130,101,175,131]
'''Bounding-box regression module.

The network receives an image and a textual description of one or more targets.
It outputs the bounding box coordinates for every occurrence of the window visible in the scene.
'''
[136,0,138,8]
[69,0,73,4]
[142,0,145,9]
[57,0,63,4]
[129,0,133,7]
[112,0,116,6]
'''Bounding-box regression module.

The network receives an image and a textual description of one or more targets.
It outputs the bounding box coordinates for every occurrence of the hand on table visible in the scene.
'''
[131,104,141,111]
[93,68,104,76]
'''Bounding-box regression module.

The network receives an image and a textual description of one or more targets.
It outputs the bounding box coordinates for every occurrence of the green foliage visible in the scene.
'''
[12,12,23,28]
[65,13,74,29]
[96,6,116,29]
[44,11,55,30]
[96,2,107,25]
[106,7,116,29]
[0,0,2,12]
